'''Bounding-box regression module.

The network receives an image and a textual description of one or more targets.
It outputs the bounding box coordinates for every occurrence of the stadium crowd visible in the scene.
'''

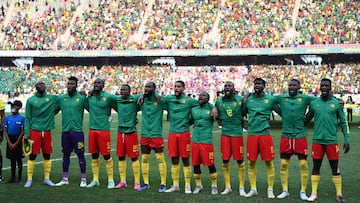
[0,0,358,50]
[1,63,360,106]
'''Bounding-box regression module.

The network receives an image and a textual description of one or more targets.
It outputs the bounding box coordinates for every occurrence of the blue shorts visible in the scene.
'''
[62,132,85,154]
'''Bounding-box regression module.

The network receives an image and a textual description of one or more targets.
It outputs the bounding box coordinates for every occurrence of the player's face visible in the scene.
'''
[320,80,331,97]
[254,81,264,94]
[67,80,77,94]
[120,85,130,99]
[93,79,104,91]
[144,82,154,97]
[174,82,184,96]
[198,91,209,105]
[224,82,234,97]
[35,81,46,93]
[288,80,299,96]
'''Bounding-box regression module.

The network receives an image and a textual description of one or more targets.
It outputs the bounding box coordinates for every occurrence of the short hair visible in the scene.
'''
[175,80,185,87]
[321,78,332,87]
[290,78,300,86]
[224,81,234,87]
[147,82,156,89]
[121,84,131,92]
[254,78,266,85]
[68,76,78,85]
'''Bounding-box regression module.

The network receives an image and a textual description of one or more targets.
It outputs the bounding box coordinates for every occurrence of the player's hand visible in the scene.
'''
[88,90,94,97]
[212,107,218,120]
[155,95,162,102]
[24,137,29,144]
[137,96,144,105]
[339,100,344,108]
[343,144,350,153]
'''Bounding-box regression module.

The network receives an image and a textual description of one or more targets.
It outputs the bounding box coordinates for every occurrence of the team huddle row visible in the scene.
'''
[19,77,350,202]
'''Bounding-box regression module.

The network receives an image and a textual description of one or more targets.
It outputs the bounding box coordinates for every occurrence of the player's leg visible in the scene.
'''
[42,131,54,186]
[193,165,203,194]
[277,153,291,199]
[308,143,325,202]
[220,135,232,194]
[298,154,309,200]
[138,143,151,191]
[155,146,167,192]
[115,132,127,188]
[166,133,180,192]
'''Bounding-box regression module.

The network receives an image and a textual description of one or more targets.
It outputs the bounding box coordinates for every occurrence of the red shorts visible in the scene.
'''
[29,130,52,155]
[192,143,214,166]
[246,134,274,161]
[279,136,308,156]
[221,135,244,161]
[312,143,339,160]
[140,137,164,149]
[167,131,191,158]
[88,129,111,155]
[116,132,139,158]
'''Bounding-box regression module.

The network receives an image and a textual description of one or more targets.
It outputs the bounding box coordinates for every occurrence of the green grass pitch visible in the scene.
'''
[1,113,359,203]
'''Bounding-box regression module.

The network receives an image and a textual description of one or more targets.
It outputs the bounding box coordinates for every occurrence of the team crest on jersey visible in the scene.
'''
[64,98,67,102]
[330,103,335,109]
[46,98,49,102]
[182,99,186,104]
[264,99,268,104]
[298,98,302,103]
[76,98,80,102]
[207,110,210,115]
[102,97,106,101]
[316,104,320,108]
[238,101,242,106]
[154,102,158,106]
[233,101,237,107]
[285,98,288,102]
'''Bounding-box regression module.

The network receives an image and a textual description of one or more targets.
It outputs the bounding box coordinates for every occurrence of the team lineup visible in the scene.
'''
[0,77,350,202]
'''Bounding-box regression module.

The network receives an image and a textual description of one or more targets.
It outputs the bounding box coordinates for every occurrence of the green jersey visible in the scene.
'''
[308,97,350,145]
[140,95,166,138]
[245,93,278,135]
[87,91,117,130]
[57,91,88,132]
[163,94,198,133]
[215,95,244,136]
[191,103,214,144]
[116,94,140,133]
[276,93,314,138]
[24,93,58,137]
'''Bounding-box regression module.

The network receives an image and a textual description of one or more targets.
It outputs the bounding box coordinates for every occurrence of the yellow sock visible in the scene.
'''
[155,153,167,185]
[222,163,231,188]
[210,172,217,187]
[43,160,52,180]
[132,160,140,183]
[238,162,245,189]
[141,154,150,184]
[171,164,180,186]
[248,161,257,189]
[118,160,126,182]
[332,175,342,196]
[27,160,35,181]
[183,166,192,187]
[194,173,201,186]
[265,161,275,190]
[311,175,320,194]
[105,157,114,181]
[91,158,100,181]
[280,159,290,191]
[299,159,308,193]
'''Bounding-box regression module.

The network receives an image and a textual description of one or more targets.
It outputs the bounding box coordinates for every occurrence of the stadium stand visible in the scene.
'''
[0,0,358,50]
